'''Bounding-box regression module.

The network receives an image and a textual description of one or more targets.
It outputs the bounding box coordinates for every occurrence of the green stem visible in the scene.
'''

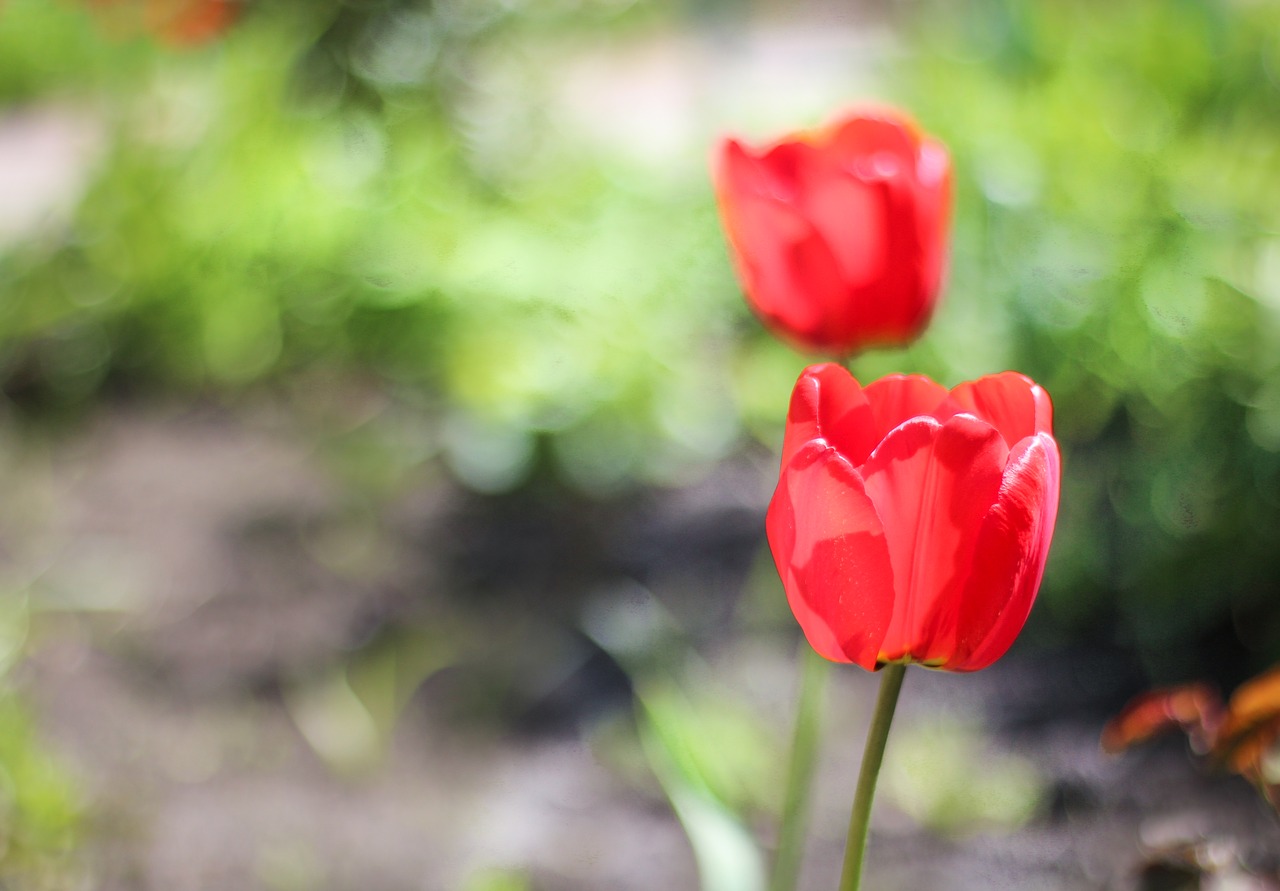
[839,663,907,891]
[769,645,830,891]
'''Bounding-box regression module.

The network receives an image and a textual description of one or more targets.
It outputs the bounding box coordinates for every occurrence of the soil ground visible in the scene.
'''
[2,398,1277,890]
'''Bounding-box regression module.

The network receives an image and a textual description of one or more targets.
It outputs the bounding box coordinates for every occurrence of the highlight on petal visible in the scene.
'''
[860,414,1007,664]
[946,433,1061,671]
[915,139,952,192]
[913,139,952,305]
[950,372,1054,447]
[767,440,895,669]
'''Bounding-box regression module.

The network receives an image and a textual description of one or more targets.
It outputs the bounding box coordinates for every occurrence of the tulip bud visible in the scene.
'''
[714,108,951,356]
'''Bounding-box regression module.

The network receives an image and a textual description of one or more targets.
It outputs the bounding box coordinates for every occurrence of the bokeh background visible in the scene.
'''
[2,0,1280,888]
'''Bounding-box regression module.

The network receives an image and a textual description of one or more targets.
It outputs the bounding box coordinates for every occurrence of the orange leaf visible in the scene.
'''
[1212,666,1280,779]
[1100,683,1222,754]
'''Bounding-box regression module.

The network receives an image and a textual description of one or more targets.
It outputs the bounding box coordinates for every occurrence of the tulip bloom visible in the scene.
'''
[767,364,1059,672]
[714,108,951,356]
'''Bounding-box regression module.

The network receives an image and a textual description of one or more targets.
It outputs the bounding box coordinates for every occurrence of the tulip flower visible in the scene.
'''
[714,108,951,356]
[767,363,1060,672]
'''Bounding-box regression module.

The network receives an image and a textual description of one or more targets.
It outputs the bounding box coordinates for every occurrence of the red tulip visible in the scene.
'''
[714,108,951,356]
[767,364,1059,671]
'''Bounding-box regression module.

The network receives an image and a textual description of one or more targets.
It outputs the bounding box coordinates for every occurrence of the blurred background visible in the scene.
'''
[2,0,1280,888]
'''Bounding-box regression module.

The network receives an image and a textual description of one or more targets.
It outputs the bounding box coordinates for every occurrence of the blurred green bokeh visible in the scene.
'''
[2,0,1280,825]
[5,0,1280,880]
[898,0,1280,680]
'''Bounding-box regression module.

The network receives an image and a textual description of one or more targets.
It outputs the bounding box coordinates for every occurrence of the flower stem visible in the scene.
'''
[839,663,907,891]
[769,645,829,891]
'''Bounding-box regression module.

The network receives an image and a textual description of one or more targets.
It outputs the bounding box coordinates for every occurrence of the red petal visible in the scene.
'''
[817,111,938,345]
[767,441,895,668]
[861,374,951,442]
[946,433,1061,671]
[715,142,851,353]
[825,111,921,165]
[781,364,881,470]
[757,140,809,201]
[802,171,921,347]
[912,139,951,313]
[861,414,1008,664]
[798,162,888,294]
[949,373,1054,447]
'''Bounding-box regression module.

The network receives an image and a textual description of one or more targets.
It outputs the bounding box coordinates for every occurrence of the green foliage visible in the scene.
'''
[895,0,1280,676]
[637,681,770,891]
[0,0,743,495]
[5,0,1280,676]
[0,596,79,885]
[0,686,81,886]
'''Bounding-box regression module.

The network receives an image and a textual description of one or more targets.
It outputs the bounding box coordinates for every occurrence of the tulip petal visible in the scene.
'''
[717,137,791,200]
[715,142,852,352]
[757,140,808,200]
[946,434,1061,671]
[825,114,936,344]
[949,372,1054,447]
[818,111,942,347]
[826,112,920,164]
[861,415,1008,664]
[781,364,881,470]
[799,161,888,291]
[805,173,919,347]
[767,440,895,669]
[862,374,951,442]
[913,139,952,306]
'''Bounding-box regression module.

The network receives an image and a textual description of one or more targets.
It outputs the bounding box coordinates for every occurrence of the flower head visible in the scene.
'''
[767,364,1059,671]
[714,108,951,356]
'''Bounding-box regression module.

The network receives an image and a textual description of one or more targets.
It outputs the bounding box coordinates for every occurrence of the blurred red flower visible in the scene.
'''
[713,108,951,356]
[767,363,1060,671]
[78,0,240,46]
[147,0,240,46]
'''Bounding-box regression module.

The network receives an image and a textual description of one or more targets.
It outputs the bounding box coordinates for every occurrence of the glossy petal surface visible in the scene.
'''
[862,415,1007,664]
[767,441,895,669]
[947,434,1060,670]
[949,372,1053,447]
[769,366,1060,672]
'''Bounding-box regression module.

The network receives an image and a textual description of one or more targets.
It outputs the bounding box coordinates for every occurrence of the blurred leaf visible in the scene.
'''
[1100,683,1222,755]
[638,700,767,891]
[284,667,383,774]
[637,678,777,816]
[461,868,533,891]
[1213,666,1280,787]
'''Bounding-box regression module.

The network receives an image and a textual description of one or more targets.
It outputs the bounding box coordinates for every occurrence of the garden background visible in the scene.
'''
[1,0,1279,888]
